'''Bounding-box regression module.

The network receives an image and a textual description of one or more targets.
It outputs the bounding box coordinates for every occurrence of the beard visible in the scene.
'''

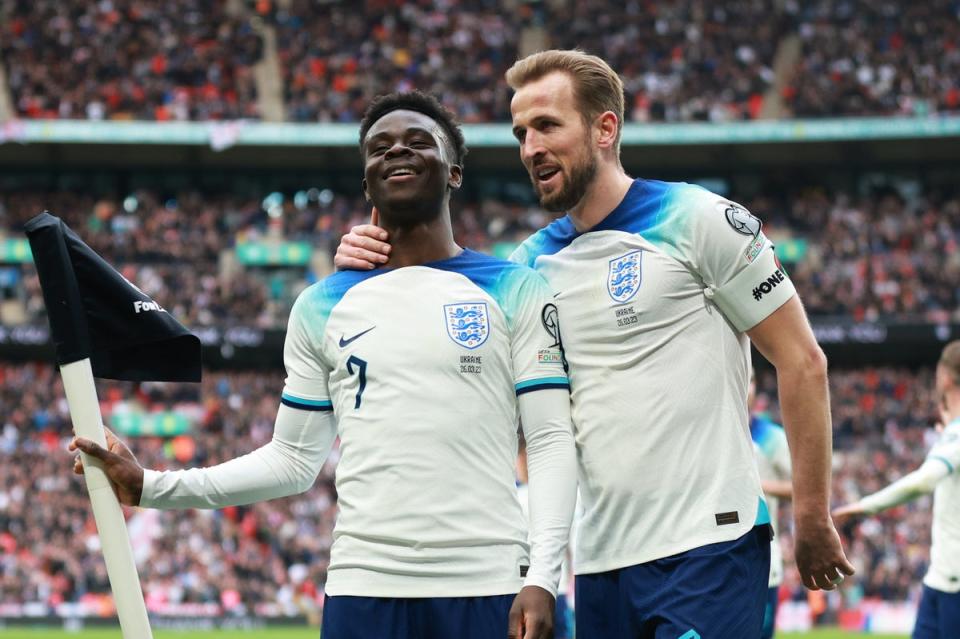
[532,147,598,213]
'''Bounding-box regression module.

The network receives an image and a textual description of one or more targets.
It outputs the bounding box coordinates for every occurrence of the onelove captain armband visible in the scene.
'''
[706,247,796,332]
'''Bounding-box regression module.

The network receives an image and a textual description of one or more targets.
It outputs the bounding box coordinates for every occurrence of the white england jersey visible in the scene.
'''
[512,179,794,574]
[282,249,569,597]
[924,419,960,593]
[751,415,792,587]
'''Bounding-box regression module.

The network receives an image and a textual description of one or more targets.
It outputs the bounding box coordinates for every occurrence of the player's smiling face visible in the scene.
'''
[511,71,598,213]
[362,109,461,223]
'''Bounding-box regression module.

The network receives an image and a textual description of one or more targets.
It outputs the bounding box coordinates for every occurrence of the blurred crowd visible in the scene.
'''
[0,364,337,617]
[755,366,940,604]
[0,362,942,615]
[784,0,960,118]
[0,0,263,120]
[746,186,960,322]
[3,0,959,123]
[2,182,959,326]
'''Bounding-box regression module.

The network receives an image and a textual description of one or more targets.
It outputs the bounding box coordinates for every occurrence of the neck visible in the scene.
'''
[378,207,462,267]
[567,160,634,232]
[945,390,960,424]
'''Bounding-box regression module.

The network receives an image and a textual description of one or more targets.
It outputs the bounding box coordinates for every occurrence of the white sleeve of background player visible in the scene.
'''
[518,388,577,597]
[140,405,336,509]
[772,427,792,480]
[927,421,960,474]
[858,459,950,514]
[141,289,338,508]
[691,196,796,332]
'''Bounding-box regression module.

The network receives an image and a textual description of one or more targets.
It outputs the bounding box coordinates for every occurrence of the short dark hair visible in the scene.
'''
[358,91,467,166]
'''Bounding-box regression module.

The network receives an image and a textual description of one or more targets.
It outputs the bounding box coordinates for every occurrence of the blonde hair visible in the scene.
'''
[506,49,625,154]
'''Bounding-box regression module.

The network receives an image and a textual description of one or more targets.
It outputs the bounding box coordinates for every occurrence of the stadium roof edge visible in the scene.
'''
[2,116,960,149]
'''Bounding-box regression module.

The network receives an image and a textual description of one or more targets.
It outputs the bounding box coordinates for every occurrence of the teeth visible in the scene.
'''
[538,168,558,179]
[388,168,415,177]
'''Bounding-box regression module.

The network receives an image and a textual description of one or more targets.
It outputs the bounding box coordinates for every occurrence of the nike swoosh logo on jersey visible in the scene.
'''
[339,326,376,347]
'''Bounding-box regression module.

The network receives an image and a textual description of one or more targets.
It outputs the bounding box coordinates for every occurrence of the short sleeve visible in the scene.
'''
[280,290,333,412]
[503,269,570,396]
[927,422,960,474]
[691,197,796,332]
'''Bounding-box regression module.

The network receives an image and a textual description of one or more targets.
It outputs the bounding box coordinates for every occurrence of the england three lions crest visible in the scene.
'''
[607,250,643,303]
[444,302,489,349]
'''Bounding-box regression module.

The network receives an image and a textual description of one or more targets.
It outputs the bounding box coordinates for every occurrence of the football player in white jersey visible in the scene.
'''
[833,341,960,639]
[70,91,578,639]
[749,372,793,639]
[336,50,853,638]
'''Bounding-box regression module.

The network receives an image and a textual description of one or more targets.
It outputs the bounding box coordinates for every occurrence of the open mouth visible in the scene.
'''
[534,165,561,186]
[384,166,420,182]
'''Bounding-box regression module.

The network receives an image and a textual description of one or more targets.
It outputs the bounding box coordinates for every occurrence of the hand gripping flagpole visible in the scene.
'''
[60,359,153,638]
[25,212,200,638]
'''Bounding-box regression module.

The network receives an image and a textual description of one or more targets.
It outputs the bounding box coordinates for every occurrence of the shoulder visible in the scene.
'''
[656,182,756,233]
[435,249,550,296]
[593,179,734,252]
[510,216,577,269]
[292,269,386,319]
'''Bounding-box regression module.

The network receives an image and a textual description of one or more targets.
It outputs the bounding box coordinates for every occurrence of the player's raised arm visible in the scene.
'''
[747,297,855,591]
[833,459,951,525]
[833,391,959,525]
[73,290,339,510]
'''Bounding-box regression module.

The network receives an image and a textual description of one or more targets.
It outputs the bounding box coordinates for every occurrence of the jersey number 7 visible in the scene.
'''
[346,355,368,409]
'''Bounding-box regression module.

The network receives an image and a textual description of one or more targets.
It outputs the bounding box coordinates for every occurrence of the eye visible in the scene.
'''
[513,129,526,143]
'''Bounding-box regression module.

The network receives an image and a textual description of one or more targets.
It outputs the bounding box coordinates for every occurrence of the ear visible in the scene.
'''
[448,164,463,190]
[595,111,619,151]
[361,178,371,203]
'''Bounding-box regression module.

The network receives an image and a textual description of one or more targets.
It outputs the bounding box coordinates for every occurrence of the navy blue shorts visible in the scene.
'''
[575,525,771,639]
[913,585,960,639]
[760,586,779,639]
[321,593,514,639]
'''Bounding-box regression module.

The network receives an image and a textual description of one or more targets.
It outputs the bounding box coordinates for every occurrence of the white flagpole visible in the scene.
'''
[60,359,153,639]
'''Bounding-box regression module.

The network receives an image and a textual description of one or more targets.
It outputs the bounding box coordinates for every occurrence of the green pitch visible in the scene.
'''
[0,629,908,638]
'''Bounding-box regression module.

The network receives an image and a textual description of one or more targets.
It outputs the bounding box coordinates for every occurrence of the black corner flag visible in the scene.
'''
[24,212,201,382]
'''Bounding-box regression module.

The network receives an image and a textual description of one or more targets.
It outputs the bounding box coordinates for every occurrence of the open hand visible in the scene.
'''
[334,208,392,270]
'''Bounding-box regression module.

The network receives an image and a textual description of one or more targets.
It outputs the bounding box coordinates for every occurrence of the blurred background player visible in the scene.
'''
[337,49,854,638]
[750,370,794,639]
[833,340,960,639]
[70,91,577,639]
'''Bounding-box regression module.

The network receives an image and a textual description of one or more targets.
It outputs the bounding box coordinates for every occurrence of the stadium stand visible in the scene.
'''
[0,363,939,616]
[0,0,264,121]
[784,0,960,118]
[2,185,959,326]
[1,3,958,635]
[4,1,956,123]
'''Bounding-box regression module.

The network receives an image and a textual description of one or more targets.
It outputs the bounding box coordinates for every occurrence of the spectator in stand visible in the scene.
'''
[0,0,262,121]
[2,185,959,327]
[4,1,959,122]
[0,363,940,619]
[785,1,960,118]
